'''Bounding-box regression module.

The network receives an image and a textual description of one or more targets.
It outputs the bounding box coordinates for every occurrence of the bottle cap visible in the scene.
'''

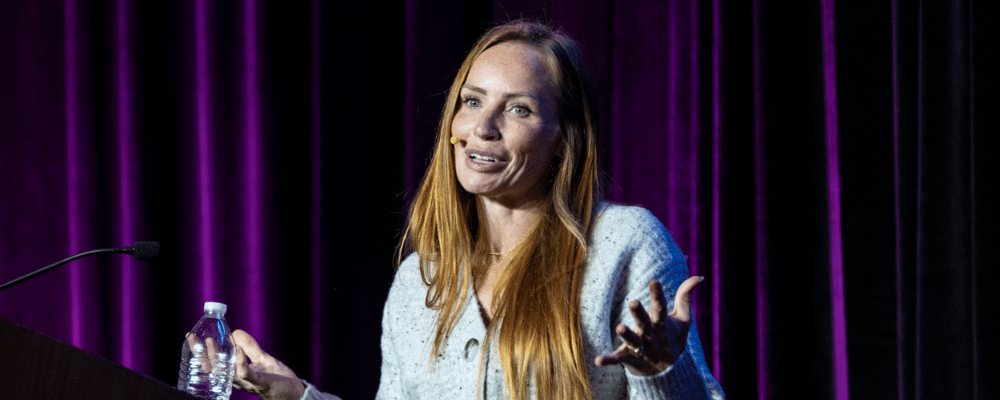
[204,302,228,314]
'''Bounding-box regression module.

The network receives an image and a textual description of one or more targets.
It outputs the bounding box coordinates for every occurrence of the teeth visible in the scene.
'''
[471,154,496,162]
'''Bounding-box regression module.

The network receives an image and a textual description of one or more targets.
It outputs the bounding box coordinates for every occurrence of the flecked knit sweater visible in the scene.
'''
[303,204,724,400]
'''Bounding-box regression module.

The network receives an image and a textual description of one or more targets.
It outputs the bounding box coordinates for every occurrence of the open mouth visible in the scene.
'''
[470,153,498,163]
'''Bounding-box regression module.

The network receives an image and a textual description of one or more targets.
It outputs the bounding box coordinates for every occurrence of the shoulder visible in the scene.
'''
[384,253,428,313]
[591,202,673,250]
[593,202,663,229]
[587,202,687,292]
[396,252,422,282]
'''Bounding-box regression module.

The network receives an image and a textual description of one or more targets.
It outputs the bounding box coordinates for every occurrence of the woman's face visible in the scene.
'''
[451,41,561,205]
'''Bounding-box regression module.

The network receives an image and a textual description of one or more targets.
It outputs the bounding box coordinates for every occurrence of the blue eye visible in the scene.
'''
[463,97,481,108]
[510,105,531,116]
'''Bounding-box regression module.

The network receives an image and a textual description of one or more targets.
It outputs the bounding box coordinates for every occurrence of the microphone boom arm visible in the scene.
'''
[0,244,151,292]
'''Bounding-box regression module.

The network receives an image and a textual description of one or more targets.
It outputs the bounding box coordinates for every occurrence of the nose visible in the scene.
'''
[472,109,501,141]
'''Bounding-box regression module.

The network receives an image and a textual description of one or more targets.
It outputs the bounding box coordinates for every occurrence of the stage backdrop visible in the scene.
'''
[0,0,996,399]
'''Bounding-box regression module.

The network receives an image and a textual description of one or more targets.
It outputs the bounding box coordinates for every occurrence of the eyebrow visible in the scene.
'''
[461,84,538,101]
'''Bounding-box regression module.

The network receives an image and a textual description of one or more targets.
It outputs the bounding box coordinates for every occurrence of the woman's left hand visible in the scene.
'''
[594,276,703,376]
[231,329,306,400]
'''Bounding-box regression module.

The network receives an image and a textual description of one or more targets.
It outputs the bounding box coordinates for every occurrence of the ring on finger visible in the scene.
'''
[626,342,645,359]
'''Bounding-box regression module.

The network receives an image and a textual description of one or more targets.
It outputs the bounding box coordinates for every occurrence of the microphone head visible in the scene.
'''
[130,241,161,260]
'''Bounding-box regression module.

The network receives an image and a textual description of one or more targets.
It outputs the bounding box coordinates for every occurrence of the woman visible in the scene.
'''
[232,20,724,400]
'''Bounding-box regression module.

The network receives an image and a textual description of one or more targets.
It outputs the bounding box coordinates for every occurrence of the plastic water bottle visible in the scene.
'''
[178,302,236,400]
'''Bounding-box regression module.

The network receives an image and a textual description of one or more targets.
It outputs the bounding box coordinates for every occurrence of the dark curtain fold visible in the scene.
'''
[0,0,995,399]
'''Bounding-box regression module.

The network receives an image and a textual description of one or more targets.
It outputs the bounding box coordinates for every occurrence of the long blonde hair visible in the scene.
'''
[399,20,602,400]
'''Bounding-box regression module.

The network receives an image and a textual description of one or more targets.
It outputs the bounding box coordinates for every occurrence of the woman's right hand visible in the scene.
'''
[232,329,306,400]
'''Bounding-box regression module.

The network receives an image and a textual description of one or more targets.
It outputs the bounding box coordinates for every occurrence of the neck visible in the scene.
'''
[477,195,547,255]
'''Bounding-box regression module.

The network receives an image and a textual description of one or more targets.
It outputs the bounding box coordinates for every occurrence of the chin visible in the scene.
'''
[456,174,494,194]
[459,184,497,197]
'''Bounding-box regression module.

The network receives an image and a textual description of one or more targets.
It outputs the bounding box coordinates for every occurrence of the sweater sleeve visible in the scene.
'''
[300,381,342,400]
[612,206,725,400]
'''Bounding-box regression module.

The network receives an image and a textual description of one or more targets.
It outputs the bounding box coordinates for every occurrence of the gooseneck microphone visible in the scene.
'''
[0,241,161,291]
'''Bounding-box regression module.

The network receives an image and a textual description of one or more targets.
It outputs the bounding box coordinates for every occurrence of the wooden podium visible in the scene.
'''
[0,317,196,400]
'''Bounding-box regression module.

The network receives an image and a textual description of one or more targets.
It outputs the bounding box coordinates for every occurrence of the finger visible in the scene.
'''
[627,300,670,362]
[234,345,248,378]
[233,329,269,365]
[647,280,668,324]
[594,345,631,366]
[205,337,219,366]
[628,300,652,336]
[616,323,643,349]
[184,333,203,362]
[184,333,208,374]
[669,276,704,323]
[185,332,198,349]
[233,345,255,390]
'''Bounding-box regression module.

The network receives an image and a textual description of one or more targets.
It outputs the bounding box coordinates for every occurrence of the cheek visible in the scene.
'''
[516,131,560,175]
[450,111,472,136]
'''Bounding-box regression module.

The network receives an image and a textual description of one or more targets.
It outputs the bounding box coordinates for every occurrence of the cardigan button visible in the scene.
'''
[463,338,480,360]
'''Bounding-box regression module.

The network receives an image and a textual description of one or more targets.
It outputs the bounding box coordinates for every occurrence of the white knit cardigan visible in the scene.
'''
[303,204,724,400]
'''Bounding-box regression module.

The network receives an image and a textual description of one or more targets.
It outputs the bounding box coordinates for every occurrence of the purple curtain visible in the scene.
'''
[0,0,996,399]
